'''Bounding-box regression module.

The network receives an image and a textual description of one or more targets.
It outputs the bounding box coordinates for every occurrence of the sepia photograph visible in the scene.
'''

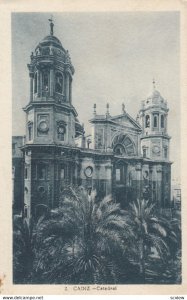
[11,11,182,286]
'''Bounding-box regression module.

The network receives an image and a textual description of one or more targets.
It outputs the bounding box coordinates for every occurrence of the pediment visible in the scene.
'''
[111,113,142,131]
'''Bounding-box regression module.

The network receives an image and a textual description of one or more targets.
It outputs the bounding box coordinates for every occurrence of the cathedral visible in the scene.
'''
[12,20,171,219]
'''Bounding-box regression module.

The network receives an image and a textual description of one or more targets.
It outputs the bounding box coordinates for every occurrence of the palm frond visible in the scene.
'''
[151,222,167,237]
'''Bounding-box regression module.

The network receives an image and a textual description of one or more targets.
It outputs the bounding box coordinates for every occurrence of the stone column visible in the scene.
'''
[50,68,54,97]
[151,113,154,131]
[24,153,32,223]
[149,165,153,201]
[158,113,160,132]
[50,162,55,209]
[165,114,168,133]
[69,78,72,104]
[156,165,162,208]
[142,112,145,132]
[66,73,69,102]
[149,113,152,133]
[37,70,41,97]
[105,165,112,195]
[29,73,34,102]
[94,164,100,194]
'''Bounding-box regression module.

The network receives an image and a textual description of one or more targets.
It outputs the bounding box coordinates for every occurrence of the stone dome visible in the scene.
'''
[35,34,67,54]
[39,35,63,50]
[147,89,164,101]
[142,88,167,110]
[33,33,74,69]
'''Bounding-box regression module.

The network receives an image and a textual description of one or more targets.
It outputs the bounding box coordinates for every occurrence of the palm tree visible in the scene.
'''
[32,186,135,284]
[13,192,181,284]
[156,215,181,283]
[13,214,49,283]
[126,198,172,283]
[13,215,33,283]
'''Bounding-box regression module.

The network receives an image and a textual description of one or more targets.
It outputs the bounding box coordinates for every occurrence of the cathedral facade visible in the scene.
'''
[12,21,172,219]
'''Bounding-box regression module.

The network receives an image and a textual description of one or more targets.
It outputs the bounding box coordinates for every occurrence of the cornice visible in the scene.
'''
[23,101,78,117]
[141,133,171,140]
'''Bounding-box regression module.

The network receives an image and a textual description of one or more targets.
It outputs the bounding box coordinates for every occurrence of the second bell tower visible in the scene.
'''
[139,81,171,208]
[139,80,170,161]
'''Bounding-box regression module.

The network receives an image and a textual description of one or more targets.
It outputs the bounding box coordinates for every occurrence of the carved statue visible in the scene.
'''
[48,17,54,36]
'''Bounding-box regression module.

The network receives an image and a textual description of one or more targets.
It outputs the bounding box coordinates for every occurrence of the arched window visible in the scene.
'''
[55,72,63,94]
[143,148,147,158]
[153,115,158,128]
[43,71,49,91]
[34,72,37,93]
[57,124,66,141]
[161,115,164,128]
[114,145,125,156]
[112,134,135,156]
[145,115,150,128]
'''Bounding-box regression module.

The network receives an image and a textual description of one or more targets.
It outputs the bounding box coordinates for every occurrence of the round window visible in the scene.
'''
[38,121,49,133]
[38,186,45,194]
[84,166,93,178]
[152,145,160,154]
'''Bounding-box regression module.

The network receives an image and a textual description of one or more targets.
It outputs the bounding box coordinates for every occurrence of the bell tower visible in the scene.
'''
[139,80,170,161]
[139,80,171,208]
[24,18,77,146]
[22,19,83,220]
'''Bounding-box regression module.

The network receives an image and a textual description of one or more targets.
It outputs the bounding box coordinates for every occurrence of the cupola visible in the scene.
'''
[27,18,74,104]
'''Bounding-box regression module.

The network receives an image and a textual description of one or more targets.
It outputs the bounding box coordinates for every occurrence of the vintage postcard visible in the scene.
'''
[0,0,187,296]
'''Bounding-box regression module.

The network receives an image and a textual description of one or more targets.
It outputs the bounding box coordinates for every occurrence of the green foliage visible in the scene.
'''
[13,187,181,284]
[125,199,181,283]
[32,187,135,283]
[13,215,33,283]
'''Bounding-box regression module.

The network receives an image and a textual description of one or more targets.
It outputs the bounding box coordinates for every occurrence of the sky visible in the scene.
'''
[12,12,180,182]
